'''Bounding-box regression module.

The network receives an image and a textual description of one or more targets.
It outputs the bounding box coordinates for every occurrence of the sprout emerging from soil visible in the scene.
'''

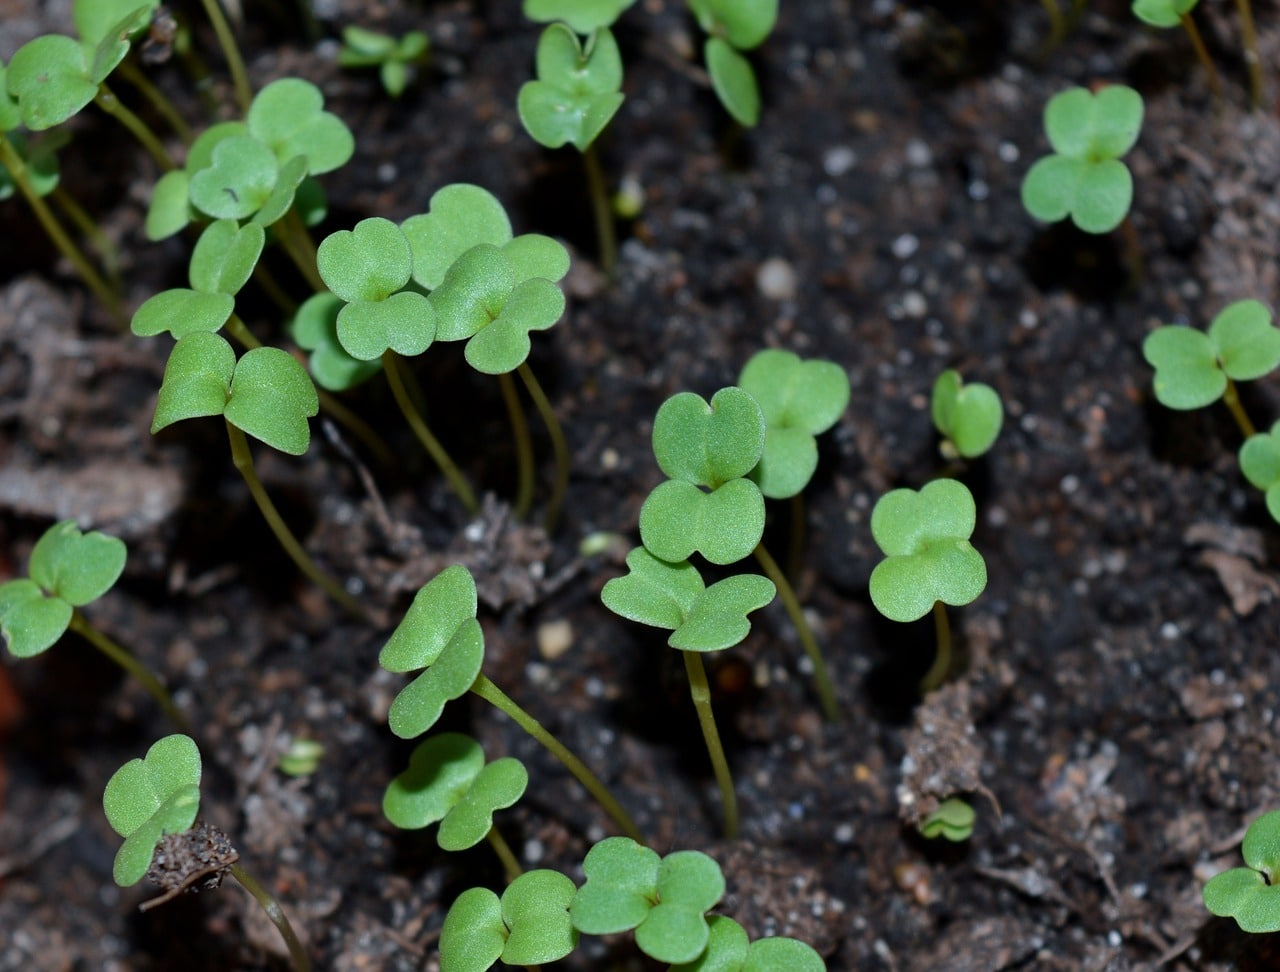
[919,797,976,842]
[1203,809,1280,932]
[338,25,429,98]
[441,870,580,970]
[931,369,1003,461]
[687,0,779,127]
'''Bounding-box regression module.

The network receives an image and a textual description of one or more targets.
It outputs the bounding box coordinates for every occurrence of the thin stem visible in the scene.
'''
[225,422,369,621]
[274,213,327,294]
[197,0,254,113]
[499,371,535,521]
[1223,378,1256,440]
[516,363,569,533]
[786,493,806,583]
[486,827,523,883]
[116,59,194,144]
[920,601,952,694]
[752,542,839,722]
[582,144,617,279]
[470,674,644,844]
[1231,0,1264,110]
[0,134,123,319]
[229,863,310,972]
[681,652,738,839]
[1038,0,1066,56]
[251,262,297,316]
[1178,12,1224,103]
[67,612,190,732]
[381,352,480,515]
[94,85,176,171]
[49,186,122,286]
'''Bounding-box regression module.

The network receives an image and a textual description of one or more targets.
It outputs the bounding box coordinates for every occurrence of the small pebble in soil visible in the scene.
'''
[822,146,857,176]
[756,258,798,300]
[536,619,573,660]
[891,233,919,259]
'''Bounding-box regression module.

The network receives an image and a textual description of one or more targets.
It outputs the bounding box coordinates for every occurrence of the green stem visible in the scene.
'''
[381,352,479,515]
[0,134,123,319]
[229,863,310,972]
[470,674,644,844]
[1038,0,1065,54]
[752,542,839,722]
[1179,12,1224,103]
[251,262,297,316]
[94,85,176,171]
[681,652,738,839]
[1232,0,1264,109]
[582,144,617,279]
[116,59,194,144]
[225,421,369,621]
[785,493,806,583]
[67,611,190,732]
[197,0,254,113]
[920,601,952,694]
[486,827,523,883]
[274,210,327,294]
[516,363,569,533]
[499,371,535,521]
[1223,377,1256,440]
[49,186,122,285]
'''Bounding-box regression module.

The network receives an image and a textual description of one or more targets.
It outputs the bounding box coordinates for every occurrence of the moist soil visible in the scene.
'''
[2,1,1280,970]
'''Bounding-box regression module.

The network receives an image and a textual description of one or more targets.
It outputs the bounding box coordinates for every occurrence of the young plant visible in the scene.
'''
[1239,422,1280,524]
[102,734,310,970]
[523,0,638,33]
[919,797,976,842]
[288,292,383,392]
[869,478,988,691]
[0,519,187,728]
[1202,809,1280,932]
[338,25,429,98]
[931,369,1004,462]
[687,0,779,127]
[1020,84,1144,235]
[379,564,642,842]
[670,915,826,971]
[440,869,579,970]
[1131,0,1222,101]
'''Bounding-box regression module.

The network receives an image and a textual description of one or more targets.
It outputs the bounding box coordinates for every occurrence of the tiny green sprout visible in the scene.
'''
[440,870,579,971]
[1239,422,1280,524]
[523,0,638,33]
[518,24,625,153]
[102,733,202,887]
[1203,809,1280,933]
[687,0,779,127]
[338,26,429,98]
[571,836,725,965]
[288,293,383,392]
[278,738,324,777]
[919,797,976,842]
[737,349,850,500]
[870,478,987,624]
[639,387,767,565]
[246,77,355,177]
[1142,299,1280,411]
[669,915,826,972]
[383,732,528,852]
[401,183,517,290]
[1021,85,1144,235]
[931,369,1004,461]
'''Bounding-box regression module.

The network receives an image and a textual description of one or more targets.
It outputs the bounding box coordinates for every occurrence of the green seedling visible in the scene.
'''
[1203,809,1280,932]
[440,869,579,971]
[1240,422,1280,523]
[338,26,429,98]
[931,369,1003,461]
[687,0,779,127]
[151,331,365,618]
[0,520,186,727]
[103,734,310,970]
[288,292,382,392]
[383,731,529,878]
[870,478,987,691]
[1021,84,1144,235]
[571,837,725,965]
[603,547,775,838]
[278,738,324,777]
[669,915,826,971]
[919,797,976,842]
[379,564,642,842]
[523,0,637,32]
[1131,0,1223,101]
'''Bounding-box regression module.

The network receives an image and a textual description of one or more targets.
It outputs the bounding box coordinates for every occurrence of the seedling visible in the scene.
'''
[931,369,1004,461]
[278,738,324,777]
[523,0,637,33]
[687,0,779,127]
[919,797,976,842]
[383,731,529,878]
[0,520,186,728]
[1021,85,1144,235]
[1240,422,1280,523]
[1202,809,1280,932]
[379,564,643,842]
[440,869,579,970]
[670,915,826,971]
[870,478,988,690]
[338,25,429,98]
[1131,0,1223,101]
[102,734,310,970]
[288,292,382,392]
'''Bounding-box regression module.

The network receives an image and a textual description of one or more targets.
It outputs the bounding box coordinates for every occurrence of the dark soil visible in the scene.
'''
[3,1,1280,969]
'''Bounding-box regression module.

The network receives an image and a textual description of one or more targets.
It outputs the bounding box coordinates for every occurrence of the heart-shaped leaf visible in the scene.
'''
[0,579,73,658]
[670,573,775,653]
[602,547,705,631]
[523,0,637,33]
[464,276,565,374]
[337,291,437,361]
[634,850,724,964]
[1208,299,1280,381]
[152,332,236,433]
[1204,810,1280,933]
[670,914,750,972]
[224,346,319,455]
[517,25,625,152]
[247,78,354,175]
[441,871,579,972]
[387,618,485,738]
[440,887,506,972]
[688,0,779,50]
[931,369,1003,460]
[318,217,413,303]
[1240,421,1280,524]
[502,233,571,284]
[869,479,986,622]
[188,134,279,220]
[653,388,766,488]
[131,288,235,338]
[571,836,662,934]
[379,565,479,672]
[429,244,516,341]
[7,35,98,130]
[401,184,513,291]
[639,478,765,565]
[29,519,127,606]
[919,797,975,841]
[290,293,383,390]
[1142,326,1221,409]
[189,219,266,296]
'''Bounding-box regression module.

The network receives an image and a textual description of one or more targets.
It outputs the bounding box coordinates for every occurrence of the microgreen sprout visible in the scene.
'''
[931,369,1004,461]
[1240,422,1280,523]
[1202,810,1280,932]
[0,519,187,728]
[870,478,988,691]
[379,564,642,842]
[919,797,976,842]
[288,292,382,392]
[687,0,779,127]
[523,0,637,33]
[440,870,579,970]
[1021,84,1144,235]
[669,915,827,971]
[278,738,325,777]
[103,734,310,970]
[1131,0,1223,101]
[338,25,429,98]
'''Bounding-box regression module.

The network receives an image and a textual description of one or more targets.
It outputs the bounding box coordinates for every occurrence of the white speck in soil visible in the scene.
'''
[998,140,1020,163]
[834,823,854,844]
[823,146,857,177]
[524,838,544,864]
[756,258,798,301]
[1160,622,1180,640]
[377,162,396,183]
[891,233,919,259]
[906,138,932,168]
